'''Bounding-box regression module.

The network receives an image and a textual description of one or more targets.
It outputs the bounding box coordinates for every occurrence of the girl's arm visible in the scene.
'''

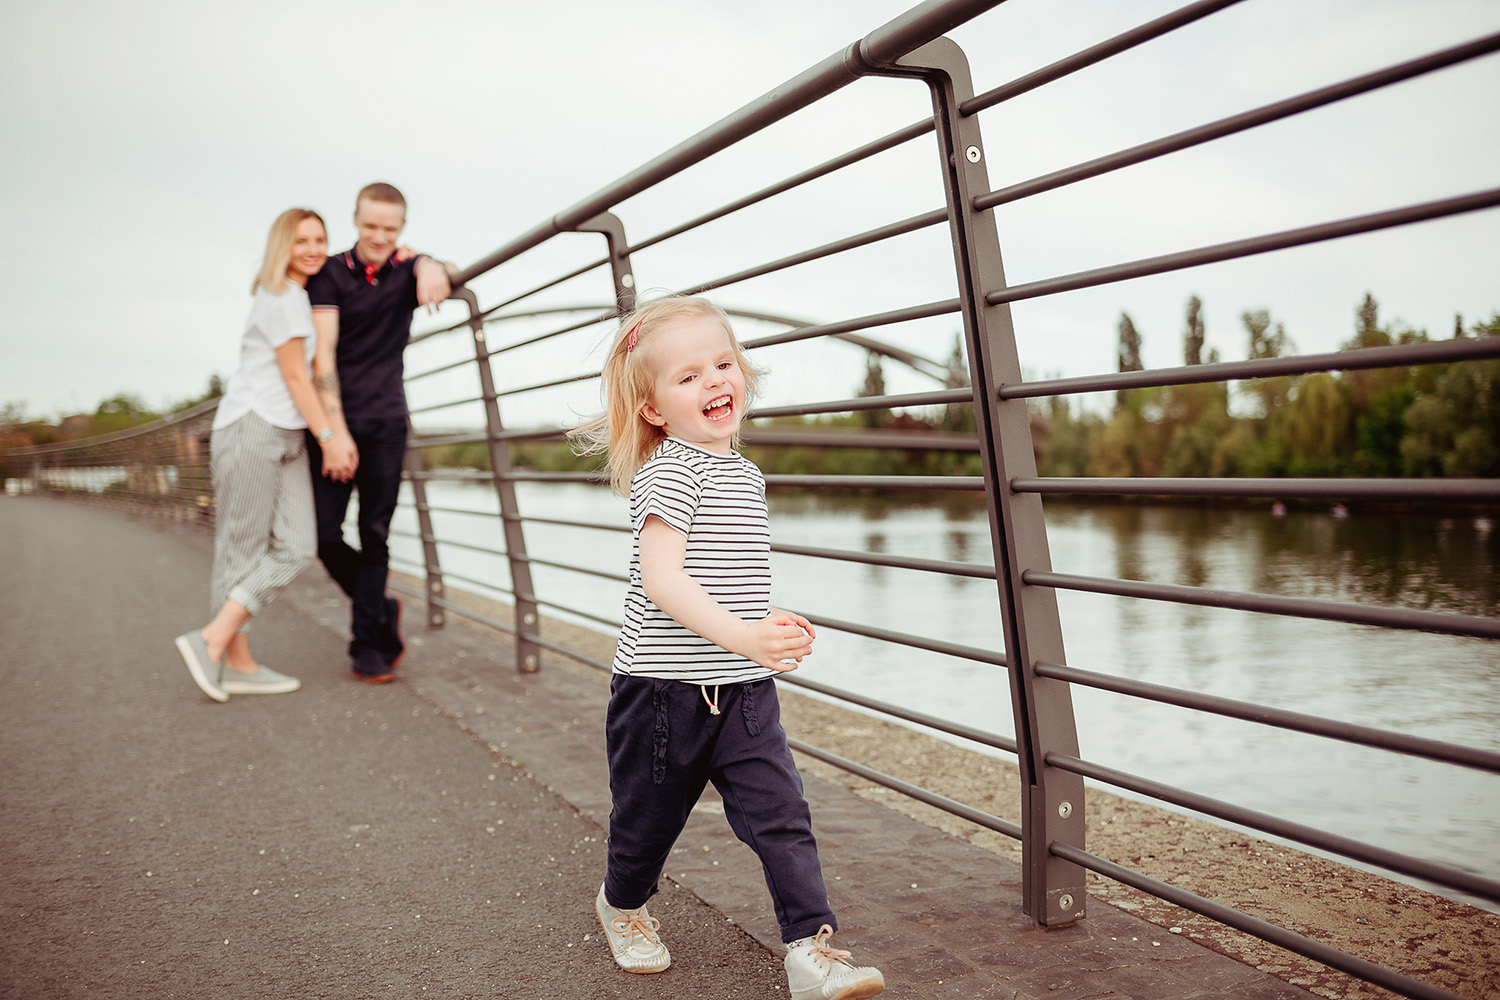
[638,515,814,672]
[275,336,335,447]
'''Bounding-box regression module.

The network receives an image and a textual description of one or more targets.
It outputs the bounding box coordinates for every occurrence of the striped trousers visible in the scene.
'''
[209,411,316,623]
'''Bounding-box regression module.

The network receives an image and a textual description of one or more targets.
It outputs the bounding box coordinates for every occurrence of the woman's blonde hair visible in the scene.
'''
[252,208,325,294]
[570,295,764,496]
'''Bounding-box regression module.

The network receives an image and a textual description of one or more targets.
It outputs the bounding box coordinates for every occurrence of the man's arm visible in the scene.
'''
[414,256,457,310]
[311,309,358,481]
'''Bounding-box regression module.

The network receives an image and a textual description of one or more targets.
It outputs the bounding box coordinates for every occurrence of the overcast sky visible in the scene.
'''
[2,0,1497,424]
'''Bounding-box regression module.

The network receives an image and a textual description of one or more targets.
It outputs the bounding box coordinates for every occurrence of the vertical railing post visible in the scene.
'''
[451,286,542,672]
[882,36,1088,926]
[574,212,639,316]
[403,417,447,630]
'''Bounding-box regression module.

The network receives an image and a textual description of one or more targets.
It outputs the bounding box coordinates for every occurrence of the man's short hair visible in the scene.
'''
[356,182,406,212]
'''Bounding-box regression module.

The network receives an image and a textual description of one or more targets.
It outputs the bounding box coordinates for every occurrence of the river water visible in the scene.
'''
[387,481,1499,908]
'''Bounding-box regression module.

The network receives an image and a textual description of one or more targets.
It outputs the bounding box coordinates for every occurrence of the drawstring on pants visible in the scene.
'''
[701,684,721,716]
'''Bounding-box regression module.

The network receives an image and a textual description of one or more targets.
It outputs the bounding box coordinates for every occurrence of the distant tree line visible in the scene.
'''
[5,296,1495,487]
[1039,295,1499,481]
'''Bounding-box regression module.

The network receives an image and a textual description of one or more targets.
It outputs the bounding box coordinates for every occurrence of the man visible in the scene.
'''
[306,182,455,682]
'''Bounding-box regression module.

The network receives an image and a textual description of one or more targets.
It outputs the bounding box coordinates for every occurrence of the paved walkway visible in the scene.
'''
[0,496,1316,999]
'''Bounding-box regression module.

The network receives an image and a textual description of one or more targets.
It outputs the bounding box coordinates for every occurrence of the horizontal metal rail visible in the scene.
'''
[1035,661,1500,774]
[487,310,616,356]
[680,209,948,297]
[404,356,476,383]
[775,541,995,579]
[765,473,984,491]
[973,32,1500,213]
[415,503,500,519]
[750,387,973,419]
[524,596,622,631]
[802,610,1009,666]
[1011,477,1500,501]
[419,565,515,600]
[401,532,508,561]
[510,552,629,585]
[962,0,1246,114]
[743,299,962,351]
[1048,842,1467,1000]
[428,593,517,636]
[511,514,627,534]
[746,429,981,451]
[781,672,1018,756]
[985,188,1500,305]
[626,120,936,256]
[788,737,1022,840]
[408,395,487,416]
[998,335,1500,399]
[1027,570,1500,640]
[1047,752,1500,903]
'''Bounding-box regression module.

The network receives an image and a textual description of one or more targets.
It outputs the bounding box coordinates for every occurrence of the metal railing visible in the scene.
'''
[8,2,1498,998]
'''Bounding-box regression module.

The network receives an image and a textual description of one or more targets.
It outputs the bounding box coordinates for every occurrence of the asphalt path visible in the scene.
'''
[0,497,786,999]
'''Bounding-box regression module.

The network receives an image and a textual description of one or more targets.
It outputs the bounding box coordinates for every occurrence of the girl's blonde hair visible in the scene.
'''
[570,295,764,496]
[252,208,325,295]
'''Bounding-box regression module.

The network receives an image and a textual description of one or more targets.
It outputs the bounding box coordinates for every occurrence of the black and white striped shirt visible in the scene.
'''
[613,438,775,685]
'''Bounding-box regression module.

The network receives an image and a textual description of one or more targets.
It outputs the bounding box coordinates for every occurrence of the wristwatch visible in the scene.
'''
[316,428,335,443]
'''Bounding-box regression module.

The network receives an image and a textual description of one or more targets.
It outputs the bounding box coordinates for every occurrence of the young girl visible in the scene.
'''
[572,296,885,1000]
[175,208,338,701]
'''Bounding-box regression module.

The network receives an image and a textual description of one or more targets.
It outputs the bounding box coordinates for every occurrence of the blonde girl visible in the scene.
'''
[175,209,339,702]
[573,295,884,999]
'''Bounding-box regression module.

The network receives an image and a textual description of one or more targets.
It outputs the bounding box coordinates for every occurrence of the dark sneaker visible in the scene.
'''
[380,595,405,669]
[351,647,396,684]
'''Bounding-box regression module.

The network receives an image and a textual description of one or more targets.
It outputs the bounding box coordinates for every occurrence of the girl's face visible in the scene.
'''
[639,312,748,454]
[287,217,329,283]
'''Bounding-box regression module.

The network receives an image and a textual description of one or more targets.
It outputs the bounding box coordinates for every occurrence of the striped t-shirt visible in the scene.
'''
[613,438,776,685]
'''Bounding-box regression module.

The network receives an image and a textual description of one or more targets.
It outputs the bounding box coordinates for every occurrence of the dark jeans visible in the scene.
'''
[603,675,835,943]
[306,417,407,657]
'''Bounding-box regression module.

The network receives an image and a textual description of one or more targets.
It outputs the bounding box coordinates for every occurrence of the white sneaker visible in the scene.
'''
[785,925,884,1000]
[221,664,300,695]
[595,884,670,974]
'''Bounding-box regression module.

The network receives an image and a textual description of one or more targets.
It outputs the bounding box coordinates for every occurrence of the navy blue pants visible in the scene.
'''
[306,417,406,658]
[603,674,836,944]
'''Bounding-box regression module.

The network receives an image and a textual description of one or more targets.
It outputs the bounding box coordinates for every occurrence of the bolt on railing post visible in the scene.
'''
[881,35,1088,925]
[575,212,638,316]
[403,415,447,629]
[452,287,542,672]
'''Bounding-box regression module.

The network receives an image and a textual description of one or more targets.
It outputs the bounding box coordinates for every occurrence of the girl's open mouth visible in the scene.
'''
[703,395,734,422]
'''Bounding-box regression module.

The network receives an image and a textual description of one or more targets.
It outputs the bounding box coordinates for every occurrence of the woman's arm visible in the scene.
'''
[637,515,813,671]
[275,337,335,442]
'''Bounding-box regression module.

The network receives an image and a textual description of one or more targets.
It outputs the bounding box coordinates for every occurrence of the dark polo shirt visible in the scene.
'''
[306,248,423,421]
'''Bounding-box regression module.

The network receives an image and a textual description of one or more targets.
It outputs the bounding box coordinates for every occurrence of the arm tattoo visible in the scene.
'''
[315,371,341,395]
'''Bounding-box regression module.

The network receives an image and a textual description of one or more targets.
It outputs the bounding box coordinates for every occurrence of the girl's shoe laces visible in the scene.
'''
[612,912,662,943]
[808,924,851,967]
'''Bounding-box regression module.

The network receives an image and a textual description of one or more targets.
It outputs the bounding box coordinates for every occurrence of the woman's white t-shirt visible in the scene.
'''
[213,283,316,431]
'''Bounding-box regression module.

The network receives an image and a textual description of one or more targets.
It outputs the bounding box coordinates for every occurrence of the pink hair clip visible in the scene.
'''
[625,321,642,352]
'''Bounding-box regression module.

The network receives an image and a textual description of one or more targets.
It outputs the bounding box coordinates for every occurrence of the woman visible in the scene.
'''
[175,208,338,701]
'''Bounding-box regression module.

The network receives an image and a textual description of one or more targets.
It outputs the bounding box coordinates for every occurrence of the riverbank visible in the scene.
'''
[408,575,1500,1000]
